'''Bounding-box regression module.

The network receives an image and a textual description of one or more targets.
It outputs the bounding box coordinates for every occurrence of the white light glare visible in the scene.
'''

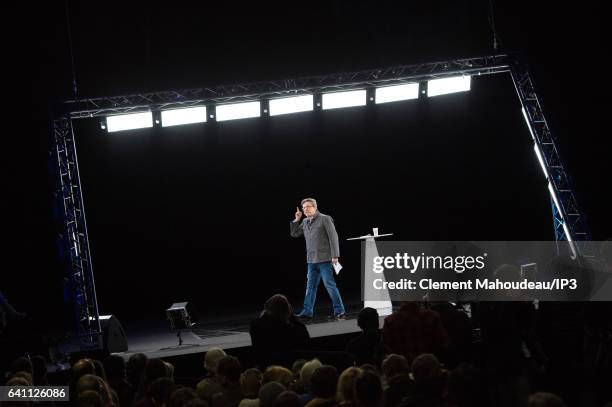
[216,101,261,122]
[533,143,549,180]
[548,181,564,220]
[322,90,367,110]
[562,222,574,243]
[161,106,207,127]
[375,83,419,104]
[269,95,314,116]
[427,76,471,97]
[106,112,153,132]
[522,107,536,140]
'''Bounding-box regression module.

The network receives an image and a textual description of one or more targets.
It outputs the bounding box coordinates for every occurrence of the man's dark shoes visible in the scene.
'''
[296,314,313,323]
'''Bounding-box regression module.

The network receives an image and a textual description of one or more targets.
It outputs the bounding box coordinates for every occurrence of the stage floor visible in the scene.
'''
[113,300,388,359]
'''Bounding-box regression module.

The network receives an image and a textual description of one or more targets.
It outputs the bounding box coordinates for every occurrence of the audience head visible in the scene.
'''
[337,366,362,403]
[147,358,171,379]
[291,359,307,391]
[494,264,521,280]
[204,347,227,376]
[527,392,566,407]
[291,359,307,376]
[92,359,107,382]
[357,308,379,332]
[548,254,593,300]
[263,366,294,389]
[381,354,410,382]
[104,354,127,382]
[76,390,102,407]
[150,377,176,407]
[6,376,32,387]
[10,357,33,375]
[217,355,242,385]
[411,354,445,382]
[411,354,447,397]
[359,364,378,375]
[167,386,198,407]
[274,390,300,407]
[71,358,96,389]
[241,368,263,398]
[263,294,293,322]
[259,382,287,407]
[354,370,382,407]
[9,371,33,385]
[447,363,483,407]
[76,374,112,405]
[127,353,149,385]
[310,365,338,399]
[299,358,322,392]
[125,353,149,381]
[165,361,175,380]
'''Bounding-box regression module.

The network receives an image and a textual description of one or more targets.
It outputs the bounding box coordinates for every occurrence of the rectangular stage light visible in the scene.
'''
[161,106,207,127]
[375,83,419,104]
[322,89,367,110]
[427,76,471,97]
[106,112,153,132]
[269,95,314,116]
[533,143,549,180]
[216,101,261,122]
[548,181,564,220]
[522,107,536,140]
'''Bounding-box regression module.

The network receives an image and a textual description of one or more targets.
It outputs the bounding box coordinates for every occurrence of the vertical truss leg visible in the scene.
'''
[509,56,593,259]
[51,117,102,350]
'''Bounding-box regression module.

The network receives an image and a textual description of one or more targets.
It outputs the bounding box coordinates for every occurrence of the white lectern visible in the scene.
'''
[347,228,394,316]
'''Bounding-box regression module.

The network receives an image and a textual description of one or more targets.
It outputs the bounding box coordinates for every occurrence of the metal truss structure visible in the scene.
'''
[51,118,101,349]
[51,53,590,350]
[62,55,510,119]
[508,58,591,257]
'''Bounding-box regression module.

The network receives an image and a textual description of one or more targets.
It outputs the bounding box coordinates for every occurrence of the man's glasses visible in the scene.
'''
[302,206,314,210]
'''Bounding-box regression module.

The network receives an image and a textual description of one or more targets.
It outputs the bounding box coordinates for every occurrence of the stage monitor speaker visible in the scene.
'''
[99,315,128,353]
[166,302,197,330]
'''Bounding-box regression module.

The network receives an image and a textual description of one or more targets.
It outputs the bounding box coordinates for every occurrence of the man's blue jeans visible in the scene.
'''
[300,261,345,317]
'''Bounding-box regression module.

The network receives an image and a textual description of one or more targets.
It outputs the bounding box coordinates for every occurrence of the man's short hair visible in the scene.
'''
[217,355,242,383]
[240,368,263,397]
[411,354,444,382]
[301,198,317,208]
[204,347,227,374]
[354,370,382,407]
[382,354,410,381]
[310,365,338,399]
[357,307,379,331]
[10,357,33,375]
[263,366,293,388]
[299,358,322,390]
[264,294,292,322]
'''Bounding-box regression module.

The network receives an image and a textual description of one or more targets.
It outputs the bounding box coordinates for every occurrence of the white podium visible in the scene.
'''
[347,228,394,316]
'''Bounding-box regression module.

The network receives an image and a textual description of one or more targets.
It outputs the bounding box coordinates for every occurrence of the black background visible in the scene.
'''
[5,1,610,333]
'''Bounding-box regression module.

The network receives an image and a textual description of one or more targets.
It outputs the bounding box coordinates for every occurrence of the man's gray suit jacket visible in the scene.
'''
[289,211,340,263]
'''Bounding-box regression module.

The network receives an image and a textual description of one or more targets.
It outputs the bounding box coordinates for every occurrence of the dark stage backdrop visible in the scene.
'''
[73,74,551,320]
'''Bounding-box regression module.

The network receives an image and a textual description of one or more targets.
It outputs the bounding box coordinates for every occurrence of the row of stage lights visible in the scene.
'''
[102,76,471,132]
[100,74,569,242]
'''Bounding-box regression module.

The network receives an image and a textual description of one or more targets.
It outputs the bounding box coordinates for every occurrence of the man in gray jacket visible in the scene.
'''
[290,198,346,321]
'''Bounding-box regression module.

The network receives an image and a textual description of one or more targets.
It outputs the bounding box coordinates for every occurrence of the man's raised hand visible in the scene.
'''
[295,207,303,222]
